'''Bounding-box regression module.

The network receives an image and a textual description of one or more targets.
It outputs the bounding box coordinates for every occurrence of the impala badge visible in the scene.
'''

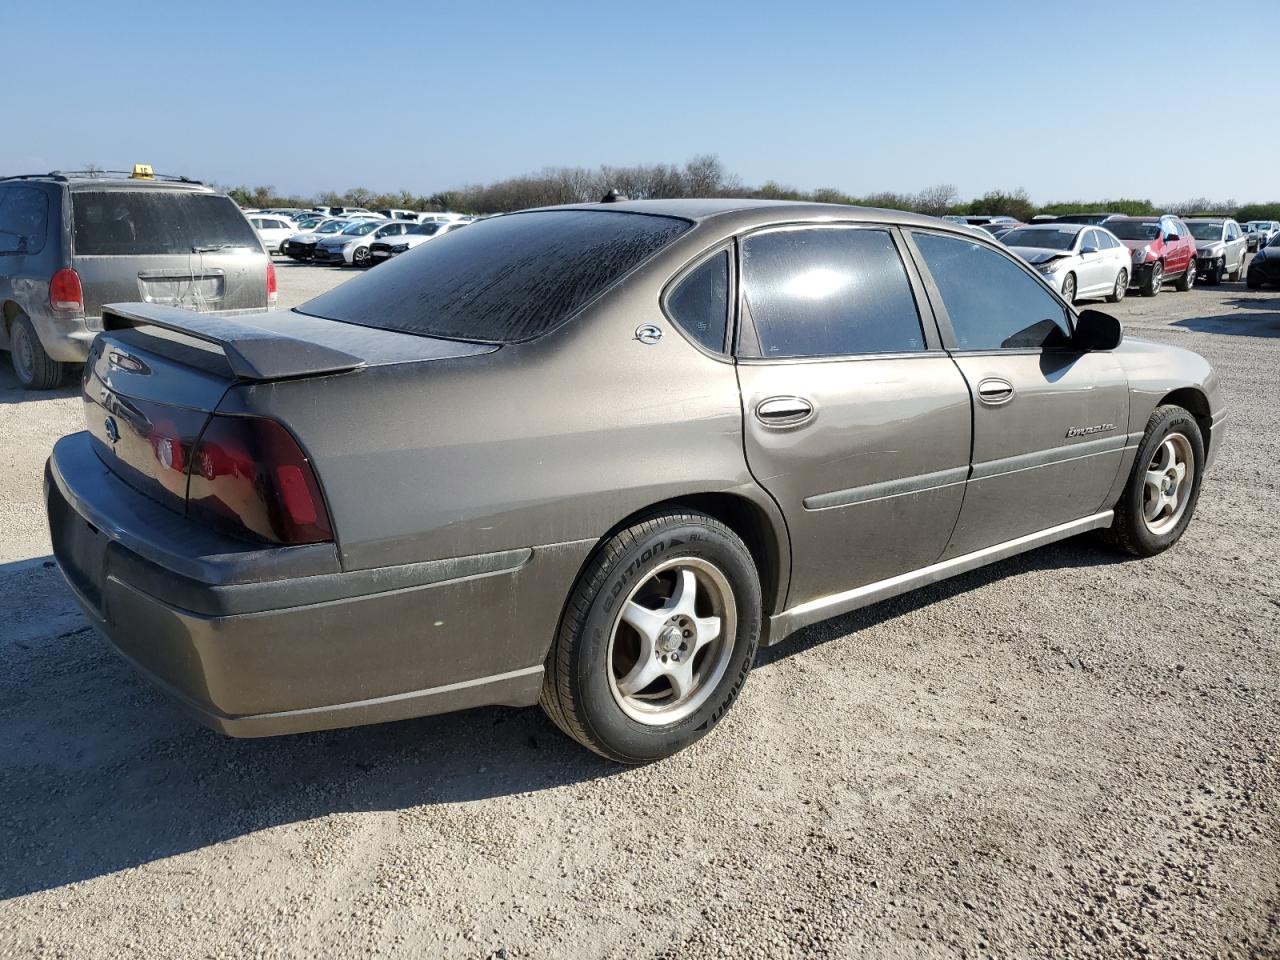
[1065,423,1115,438]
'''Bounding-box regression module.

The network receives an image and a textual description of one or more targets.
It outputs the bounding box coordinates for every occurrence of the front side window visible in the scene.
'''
[666,250,729,353]
[740,227,924,358]
[913,232,1071,351]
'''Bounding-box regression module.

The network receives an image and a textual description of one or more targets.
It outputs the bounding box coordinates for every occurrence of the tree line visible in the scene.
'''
[216,155,1280,223]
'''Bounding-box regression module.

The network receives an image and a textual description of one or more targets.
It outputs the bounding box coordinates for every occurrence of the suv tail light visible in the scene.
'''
[187,415,332,545]
[49,268,84,313]
[266,260,278,304]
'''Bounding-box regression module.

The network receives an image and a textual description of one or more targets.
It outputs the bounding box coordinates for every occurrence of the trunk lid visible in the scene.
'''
[83,304,497,518]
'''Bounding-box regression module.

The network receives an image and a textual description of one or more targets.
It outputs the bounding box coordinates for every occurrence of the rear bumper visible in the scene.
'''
[34,313,98,363]
[46,431,589,737]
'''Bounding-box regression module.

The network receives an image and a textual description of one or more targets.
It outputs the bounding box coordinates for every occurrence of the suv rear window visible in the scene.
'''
[298,210,690,343]
[71,190,260,256]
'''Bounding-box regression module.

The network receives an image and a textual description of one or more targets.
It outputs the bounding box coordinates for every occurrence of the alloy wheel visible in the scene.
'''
[1151,262,1163,290]
[1061,274,1076,303]
[606,557,737,726]
[1142,432,1194,536]
[1115,270,1128,300]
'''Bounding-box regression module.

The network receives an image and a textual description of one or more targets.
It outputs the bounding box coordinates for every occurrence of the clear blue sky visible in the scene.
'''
[4,0,1277,204]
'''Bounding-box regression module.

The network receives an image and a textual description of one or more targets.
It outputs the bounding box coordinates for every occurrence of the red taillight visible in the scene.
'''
[49,268,83,313]
[187,416,332,545]
[266,260,278,304]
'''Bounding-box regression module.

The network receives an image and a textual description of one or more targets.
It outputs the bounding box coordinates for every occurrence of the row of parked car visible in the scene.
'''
[942,212,1280,303]
[1,166,1277,391]
[243,208,475,267]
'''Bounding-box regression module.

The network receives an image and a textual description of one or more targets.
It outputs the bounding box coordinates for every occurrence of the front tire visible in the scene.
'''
[1060,273,1077,304]
[1140,261,1163,297]
[540,509,762,763]
[1229,254,1243,282]
[9,314,68,390]
[1106,269,1128,303]
[1101,405,1204,557]
[1247,270,1263,290]
[352,246,370,267]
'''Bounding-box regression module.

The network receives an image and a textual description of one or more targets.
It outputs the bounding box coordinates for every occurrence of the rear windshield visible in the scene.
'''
[72,191,260,256]
[297,209,690,343]
[1108,220,1161,241]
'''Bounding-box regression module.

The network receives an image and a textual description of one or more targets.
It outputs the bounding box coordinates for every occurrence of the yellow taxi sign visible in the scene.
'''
[130,163,155,180]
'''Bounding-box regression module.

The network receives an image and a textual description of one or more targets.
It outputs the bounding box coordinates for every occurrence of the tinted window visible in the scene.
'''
[1003,227,1076,250]
[298,210,690,343]
[913,232,1070,351]
[666,250,729,353]
[1110,220,1161,241]
[0,185,50,255]
[740,228,924,358]
[72,191,259,255]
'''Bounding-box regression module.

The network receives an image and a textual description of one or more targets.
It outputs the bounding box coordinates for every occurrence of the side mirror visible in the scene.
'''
[1163,233,1179,243]
[1074,309,1123,351]
[1080,245,1099,255]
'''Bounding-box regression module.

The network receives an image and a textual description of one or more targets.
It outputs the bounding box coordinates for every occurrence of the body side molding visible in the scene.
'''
[765,510,1115,644]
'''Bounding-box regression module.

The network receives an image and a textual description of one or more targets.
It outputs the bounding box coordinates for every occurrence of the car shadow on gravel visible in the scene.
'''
[0,564,620,898]
[756,534,1135,667]
[1172,308,1280,338]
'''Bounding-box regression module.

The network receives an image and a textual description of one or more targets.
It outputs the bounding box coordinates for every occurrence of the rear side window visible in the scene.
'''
[666,250,730,353]
[298,210,690,343]
[913,232,1070,351]
[0,185,51,255]
[740,227,924,358]
[72,191,260,256]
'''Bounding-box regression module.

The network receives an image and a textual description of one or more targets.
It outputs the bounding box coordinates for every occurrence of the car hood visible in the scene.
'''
[1010,246,1076,265]
[1195,240,1226,253]
[317,235,360,248]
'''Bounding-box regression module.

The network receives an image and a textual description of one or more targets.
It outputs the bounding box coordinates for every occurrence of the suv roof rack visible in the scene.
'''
[0,170,203,185]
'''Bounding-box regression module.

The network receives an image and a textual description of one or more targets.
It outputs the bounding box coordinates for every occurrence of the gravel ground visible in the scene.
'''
[0,261,1276,959]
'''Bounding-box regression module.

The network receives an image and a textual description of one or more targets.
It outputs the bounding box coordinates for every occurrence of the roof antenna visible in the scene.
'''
[601,188,625,203]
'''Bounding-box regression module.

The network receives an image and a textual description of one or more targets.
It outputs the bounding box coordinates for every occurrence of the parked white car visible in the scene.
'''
[282,218,354,261]
[368,219,469,263]
[1245,220,1280,247]
[1002,223,1131,304]
[311,219,417,266]
[248,215,299,254]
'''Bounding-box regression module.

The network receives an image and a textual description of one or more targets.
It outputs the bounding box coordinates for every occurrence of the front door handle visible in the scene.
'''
[755,396,815,427]
[977,378,1014,405]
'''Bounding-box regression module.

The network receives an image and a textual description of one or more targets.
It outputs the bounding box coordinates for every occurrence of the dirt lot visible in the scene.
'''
[1,259,1276,959]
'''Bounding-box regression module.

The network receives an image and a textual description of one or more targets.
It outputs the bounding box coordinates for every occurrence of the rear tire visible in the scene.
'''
[1174,260,1196,291]
[1100,405,1204,558]
[9,314,68,390]
[540,509,761,763]
[1106,269,1128,303]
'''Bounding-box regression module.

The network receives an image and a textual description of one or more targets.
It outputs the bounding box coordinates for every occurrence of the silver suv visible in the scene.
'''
[0,170,276,389]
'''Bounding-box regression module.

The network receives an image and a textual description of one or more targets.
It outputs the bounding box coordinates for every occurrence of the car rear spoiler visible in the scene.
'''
[102,303,364,381]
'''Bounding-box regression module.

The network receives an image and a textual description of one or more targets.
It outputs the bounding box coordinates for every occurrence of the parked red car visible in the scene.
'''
[1107,216,1198,297]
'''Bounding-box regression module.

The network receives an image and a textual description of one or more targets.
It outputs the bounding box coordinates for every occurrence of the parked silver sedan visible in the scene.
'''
[1002,223,1132,303]
[1185,218,1249,284]
[46,200,1224,763]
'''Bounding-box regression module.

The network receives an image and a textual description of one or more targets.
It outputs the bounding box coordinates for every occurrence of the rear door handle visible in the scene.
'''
[977,378,1014,405]
[755,396,815,427]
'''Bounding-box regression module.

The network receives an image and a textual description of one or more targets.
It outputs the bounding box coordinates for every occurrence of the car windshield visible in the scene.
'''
[1188,223,1224,241]
[408,222,442,236]
[1108,220,1161,241]
[316,220,348,234]
[1002,227,1077,250]
[297,209,691,343]
[71,190,260,255]
[341,221,379,236]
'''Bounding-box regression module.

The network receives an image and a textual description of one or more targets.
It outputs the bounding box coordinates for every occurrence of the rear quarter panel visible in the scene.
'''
[216,237,771,578]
